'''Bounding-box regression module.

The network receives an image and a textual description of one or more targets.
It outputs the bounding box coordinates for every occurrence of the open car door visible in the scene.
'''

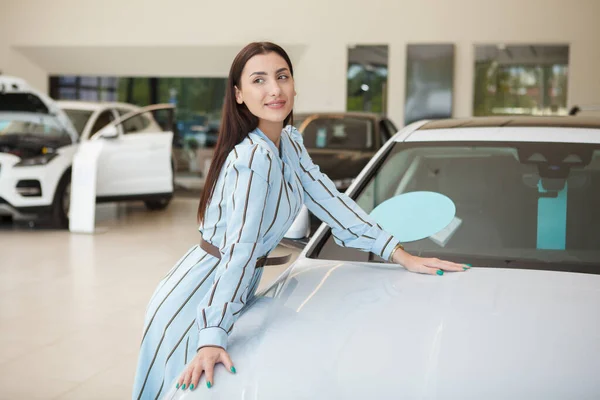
[92,104,175,200]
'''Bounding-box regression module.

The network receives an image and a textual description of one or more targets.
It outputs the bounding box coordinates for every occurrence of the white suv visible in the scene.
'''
[0,76,174,228]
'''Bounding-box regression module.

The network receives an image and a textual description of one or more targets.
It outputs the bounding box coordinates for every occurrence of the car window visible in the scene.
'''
[117,108,137,134]
[124,115,148,134]
[61,109,93,136]
[301,117,374,151]
[117,108,151,135]
[90,110,115,135]
[311,141,600,271]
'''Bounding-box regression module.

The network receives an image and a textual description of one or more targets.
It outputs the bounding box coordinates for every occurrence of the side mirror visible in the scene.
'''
[284,205,311,240]
[97,125,119,139]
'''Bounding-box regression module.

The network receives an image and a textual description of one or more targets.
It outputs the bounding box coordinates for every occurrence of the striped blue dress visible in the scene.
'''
[132,125,401,399]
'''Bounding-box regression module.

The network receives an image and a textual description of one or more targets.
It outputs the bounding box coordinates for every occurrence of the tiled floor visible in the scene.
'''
[0,198,298,399]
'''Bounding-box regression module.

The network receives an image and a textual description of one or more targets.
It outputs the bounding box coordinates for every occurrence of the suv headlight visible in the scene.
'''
[14,153,58,167]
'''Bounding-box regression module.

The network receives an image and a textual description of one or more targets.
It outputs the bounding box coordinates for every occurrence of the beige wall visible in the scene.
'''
[2,0,599,126]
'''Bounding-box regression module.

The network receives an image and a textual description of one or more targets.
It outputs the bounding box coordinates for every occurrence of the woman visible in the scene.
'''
[132,42,469,399]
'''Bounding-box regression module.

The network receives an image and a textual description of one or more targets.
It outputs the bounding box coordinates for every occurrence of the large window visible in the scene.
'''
[50,75,226,148]
[405,44,454,125]
[347,45,389,114]
[474,45,569,116]
[154,77,226,146]
[50,76,118,102]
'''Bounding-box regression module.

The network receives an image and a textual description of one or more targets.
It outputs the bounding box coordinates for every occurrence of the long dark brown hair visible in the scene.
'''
[197,42,294,224]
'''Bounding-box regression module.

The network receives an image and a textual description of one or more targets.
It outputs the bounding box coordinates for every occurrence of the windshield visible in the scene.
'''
[312,141,600,271]
[0,115,66,137]
[62,109,93,136]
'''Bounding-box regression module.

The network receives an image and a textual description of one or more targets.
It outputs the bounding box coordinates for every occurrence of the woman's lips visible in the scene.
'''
[265,100,286,109]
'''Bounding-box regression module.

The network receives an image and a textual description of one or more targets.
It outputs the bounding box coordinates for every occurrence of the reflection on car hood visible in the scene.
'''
[170,259,600,400]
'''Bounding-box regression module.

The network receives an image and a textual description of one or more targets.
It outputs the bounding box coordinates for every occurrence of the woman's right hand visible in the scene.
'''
[392,247,470,275]
[176,346,236,391]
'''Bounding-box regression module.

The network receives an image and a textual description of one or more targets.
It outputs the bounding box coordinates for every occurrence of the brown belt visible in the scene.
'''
[200,237,292,267]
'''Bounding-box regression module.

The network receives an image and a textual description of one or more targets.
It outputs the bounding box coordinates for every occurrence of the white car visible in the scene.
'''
[167,116,600,399]
[0,76,174,228]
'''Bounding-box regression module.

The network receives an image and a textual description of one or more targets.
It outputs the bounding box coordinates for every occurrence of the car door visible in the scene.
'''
[94,105,174,198]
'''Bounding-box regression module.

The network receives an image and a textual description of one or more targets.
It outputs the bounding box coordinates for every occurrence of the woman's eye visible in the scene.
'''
[254,78,265,84]
[278,75,289,80]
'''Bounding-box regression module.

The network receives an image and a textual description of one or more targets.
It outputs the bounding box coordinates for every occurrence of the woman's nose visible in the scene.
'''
[269,81,282,96]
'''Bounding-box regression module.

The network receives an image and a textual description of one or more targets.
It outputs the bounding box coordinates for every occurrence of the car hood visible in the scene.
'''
[170,259,600,400]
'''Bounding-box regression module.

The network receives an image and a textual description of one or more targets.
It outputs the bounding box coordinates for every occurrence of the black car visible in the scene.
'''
[293,112,398,191]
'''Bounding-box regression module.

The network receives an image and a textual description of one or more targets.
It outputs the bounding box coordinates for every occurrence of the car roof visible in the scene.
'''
[397,116,600,144]
[56,100,140,112]
[295,111,382,120]
[419,116,600,130]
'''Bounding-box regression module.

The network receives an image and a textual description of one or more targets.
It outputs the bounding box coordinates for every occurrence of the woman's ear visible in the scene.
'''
[234,86,244,104]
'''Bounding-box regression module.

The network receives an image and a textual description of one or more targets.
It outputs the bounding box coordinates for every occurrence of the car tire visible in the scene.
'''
[144,196,171,211]
[51,170,71,229]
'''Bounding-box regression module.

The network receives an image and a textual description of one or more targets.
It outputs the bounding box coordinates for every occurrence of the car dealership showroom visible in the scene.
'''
[1,1,600,399]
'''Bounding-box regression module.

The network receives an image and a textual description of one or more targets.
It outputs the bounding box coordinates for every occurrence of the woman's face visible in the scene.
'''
[235,52,295,125]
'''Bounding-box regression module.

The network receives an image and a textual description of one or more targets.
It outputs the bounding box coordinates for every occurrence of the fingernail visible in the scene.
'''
[190,384,195,390]
[176,383,180,389]
[231,366,237,374]
[181,384,186,390]
[207,381,212,389]
[465,263,472,268]
[436,270,444,276]
[463,266,468,270]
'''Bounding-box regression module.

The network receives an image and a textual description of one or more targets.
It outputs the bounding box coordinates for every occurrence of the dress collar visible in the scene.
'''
[253,127,284,160]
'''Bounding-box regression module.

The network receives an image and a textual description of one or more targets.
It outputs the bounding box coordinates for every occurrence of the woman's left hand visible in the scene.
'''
[391,248,470,276]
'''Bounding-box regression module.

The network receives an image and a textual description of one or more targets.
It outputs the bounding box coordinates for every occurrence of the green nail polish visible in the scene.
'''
[463,266,468,270]
[176,383,180,389]
[231,366,237,374]
[207,381,212,389]
[190,384,195,390]
[181,384,186,390]
[436,270,444,276]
